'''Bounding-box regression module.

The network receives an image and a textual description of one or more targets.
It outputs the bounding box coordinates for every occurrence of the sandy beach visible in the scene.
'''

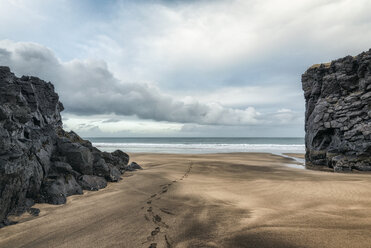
[1,152,371,248]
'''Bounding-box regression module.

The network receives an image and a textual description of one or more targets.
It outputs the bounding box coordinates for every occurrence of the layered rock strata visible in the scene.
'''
[302,49,371,171]
[0,67,141,226]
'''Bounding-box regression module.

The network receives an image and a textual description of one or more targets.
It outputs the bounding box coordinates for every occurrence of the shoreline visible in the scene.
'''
[2,152,371,248]
[90,137,306,155]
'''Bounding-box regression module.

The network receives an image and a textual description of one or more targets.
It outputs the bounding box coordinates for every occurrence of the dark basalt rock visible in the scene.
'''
[78,175,107,191]
[101,150,129,173]
[38,175,83,204]
[28,208,40,216]
[127,162,143,171]
[0,66,138,224]
[302,49,371,172]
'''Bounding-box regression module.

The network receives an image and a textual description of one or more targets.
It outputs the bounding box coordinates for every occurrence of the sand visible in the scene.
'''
[283,153,305,159]
[1,152,371,248]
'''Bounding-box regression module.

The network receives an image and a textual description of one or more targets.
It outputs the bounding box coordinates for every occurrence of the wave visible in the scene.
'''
[92,142,305,153]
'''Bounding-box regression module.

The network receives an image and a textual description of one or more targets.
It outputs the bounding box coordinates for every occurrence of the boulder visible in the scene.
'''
[78,175,107,191]
[102,150,129,173]
[107,164,122,182]
[127,162,143,171]
[39,176,83,204]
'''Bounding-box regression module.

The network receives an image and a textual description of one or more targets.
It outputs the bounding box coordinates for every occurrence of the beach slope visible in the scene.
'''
[1,153,371,248]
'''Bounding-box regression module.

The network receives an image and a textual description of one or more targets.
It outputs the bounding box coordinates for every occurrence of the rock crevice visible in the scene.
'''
[302,49,371,171]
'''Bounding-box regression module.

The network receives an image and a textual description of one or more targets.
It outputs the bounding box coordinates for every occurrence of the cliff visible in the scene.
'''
[0,67,140,226]
[302,50,371,171]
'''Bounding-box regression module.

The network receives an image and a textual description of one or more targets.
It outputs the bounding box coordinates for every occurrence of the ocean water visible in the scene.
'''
[86,137,305,154]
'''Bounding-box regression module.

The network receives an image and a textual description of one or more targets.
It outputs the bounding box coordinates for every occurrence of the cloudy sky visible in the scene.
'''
[0,0,370,137]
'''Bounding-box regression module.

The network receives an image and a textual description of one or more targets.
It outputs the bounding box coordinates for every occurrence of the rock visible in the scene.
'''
[78,175,107,191]
[92,156,111,178]
[127,162,143,171]
[39,176,83,204]
[302,49,371,172]
[0,67,132,224]
[57,137,94,175]
[27,208,40,216]
[102,150,129,173]
[51,161,80,177]
[107,164,122,182]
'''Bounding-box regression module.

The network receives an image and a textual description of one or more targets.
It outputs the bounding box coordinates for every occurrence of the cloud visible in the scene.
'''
[61,113,183,137]
[273,108,303,124]
[0,0,369,136]
[77,0,371,90]
[102,118,122,123]
[0,40,261,126]
[176,85,303,109]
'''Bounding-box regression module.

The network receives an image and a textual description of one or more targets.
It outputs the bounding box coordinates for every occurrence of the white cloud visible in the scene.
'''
[175,85,303,108]
[0,40,261,126]
[273,108,303,124]
[80,0,371,85]
[62,114,183,136]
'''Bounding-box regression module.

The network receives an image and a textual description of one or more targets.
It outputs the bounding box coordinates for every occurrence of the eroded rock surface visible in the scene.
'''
[302,49,371,171]
[0,67,136,225]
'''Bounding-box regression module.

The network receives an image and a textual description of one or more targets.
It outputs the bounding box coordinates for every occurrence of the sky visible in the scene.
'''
[0,0,370,137]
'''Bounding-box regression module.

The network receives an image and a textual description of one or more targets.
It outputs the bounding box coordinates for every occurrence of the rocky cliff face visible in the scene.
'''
[0,67,140,225]
[302,50,371,172]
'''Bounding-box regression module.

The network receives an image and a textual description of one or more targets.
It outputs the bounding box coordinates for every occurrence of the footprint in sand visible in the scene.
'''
[148,213,169,228]
[153,214,162,223]
[160,208,174,215]
[144,214,150,221]
[150,194,157,198]
[143,162,193,246]
[151,227,160,236]
[165,235,172,248]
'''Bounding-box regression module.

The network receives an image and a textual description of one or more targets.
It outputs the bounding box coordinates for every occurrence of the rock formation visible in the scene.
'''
[302,49,371,171]
[0,66,141,226]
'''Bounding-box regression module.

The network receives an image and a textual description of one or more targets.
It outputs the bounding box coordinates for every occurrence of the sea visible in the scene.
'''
[86,137,305,155]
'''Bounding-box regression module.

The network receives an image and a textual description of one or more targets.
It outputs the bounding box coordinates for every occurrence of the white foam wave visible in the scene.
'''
[92,142,305,154]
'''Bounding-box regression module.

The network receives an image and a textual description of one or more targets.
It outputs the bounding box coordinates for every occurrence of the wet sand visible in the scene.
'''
[1,152,371,248]
[284,153,305,159]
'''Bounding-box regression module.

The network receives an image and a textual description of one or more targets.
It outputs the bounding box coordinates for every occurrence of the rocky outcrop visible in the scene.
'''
[302,49,371,172]
[0,67,140,226]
